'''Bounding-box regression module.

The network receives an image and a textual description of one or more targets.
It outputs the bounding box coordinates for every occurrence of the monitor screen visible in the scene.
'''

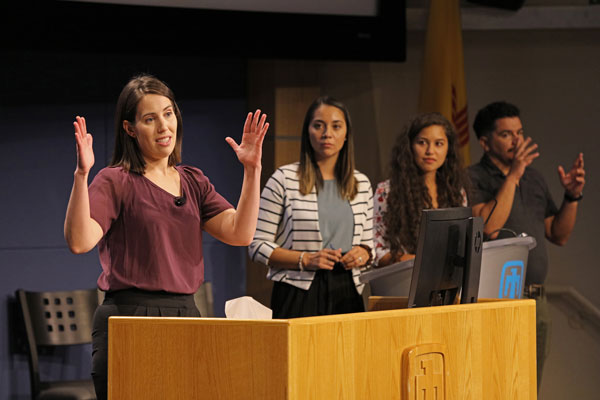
[407,207,483,308]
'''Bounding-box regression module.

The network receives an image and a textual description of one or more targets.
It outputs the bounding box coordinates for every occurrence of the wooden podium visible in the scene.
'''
[108,299,536,399]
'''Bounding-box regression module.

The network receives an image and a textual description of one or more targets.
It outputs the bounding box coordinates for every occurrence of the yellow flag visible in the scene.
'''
[418,0,470,166]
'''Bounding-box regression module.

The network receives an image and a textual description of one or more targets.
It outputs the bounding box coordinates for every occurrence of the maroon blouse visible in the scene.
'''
[88,165,233,294]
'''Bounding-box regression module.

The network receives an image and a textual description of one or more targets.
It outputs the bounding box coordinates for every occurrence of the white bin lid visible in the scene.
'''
[482,235,537,251]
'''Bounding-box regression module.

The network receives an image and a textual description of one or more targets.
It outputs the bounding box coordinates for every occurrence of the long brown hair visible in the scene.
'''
[110,74,183,174]
[298,96,357,200]
[383,112,468,255]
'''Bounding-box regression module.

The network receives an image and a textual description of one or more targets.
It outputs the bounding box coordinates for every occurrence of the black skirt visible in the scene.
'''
[91,288,200,400]
[271,262,365,318]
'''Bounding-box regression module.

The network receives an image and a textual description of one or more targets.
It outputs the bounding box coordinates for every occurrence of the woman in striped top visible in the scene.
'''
[248,97,374,318]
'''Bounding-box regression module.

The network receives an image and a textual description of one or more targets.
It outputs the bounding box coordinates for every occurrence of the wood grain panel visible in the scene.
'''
[273,87,319,169]
[109,300,536,400]
[274,140,301,169]
[274,87,319,138]
[286,300,535,399]
[109,318,290,399]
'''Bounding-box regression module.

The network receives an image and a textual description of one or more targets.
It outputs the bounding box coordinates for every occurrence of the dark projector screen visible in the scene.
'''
[3,0,406,62]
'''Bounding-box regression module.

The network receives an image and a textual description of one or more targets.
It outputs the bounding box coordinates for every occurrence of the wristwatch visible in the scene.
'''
[564,191,583,202]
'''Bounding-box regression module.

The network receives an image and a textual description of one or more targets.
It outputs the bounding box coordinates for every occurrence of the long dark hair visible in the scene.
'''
[298,96,357,200]
[383,112,468,255]
[110,74,183,174]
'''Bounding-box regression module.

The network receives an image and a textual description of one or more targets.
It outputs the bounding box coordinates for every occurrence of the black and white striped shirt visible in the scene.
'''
[248,162,374,292]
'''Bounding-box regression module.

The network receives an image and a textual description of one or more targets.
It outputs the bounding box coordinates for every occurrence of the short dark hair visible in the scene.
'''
[473,101,520,139]
[110,74,183,174]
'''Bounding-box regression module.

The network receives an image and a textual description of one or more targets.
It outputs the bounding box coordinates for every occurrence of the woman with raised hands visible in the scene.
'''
[64,74,269,400]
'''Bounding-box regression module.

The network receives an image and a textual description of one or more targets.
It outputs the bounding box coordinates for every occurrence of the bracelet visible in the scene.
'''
[298,252,305,272]
[564,191,583,202]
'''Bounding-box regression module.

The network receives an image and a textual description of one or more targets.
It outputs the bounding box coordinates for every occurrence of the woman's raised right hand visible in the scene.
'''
[73,116,95,175]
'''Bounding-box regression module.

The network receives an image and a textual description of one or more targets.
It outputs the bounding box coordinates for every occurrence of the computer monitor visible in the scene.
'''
[407,207,483,308]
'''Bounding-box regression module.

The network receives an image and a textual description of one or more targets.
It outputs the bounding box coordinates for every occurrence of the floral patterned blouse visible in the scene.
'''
[374,179,467,266]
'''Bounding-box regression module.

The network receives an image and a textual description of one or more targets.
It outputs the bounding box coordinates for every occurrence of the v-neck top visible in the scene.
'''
[88,165,233,293]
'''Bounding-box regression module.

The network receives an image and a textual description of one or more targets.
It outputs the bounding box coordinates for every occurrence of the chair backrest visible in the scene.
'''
[16,288,99,397]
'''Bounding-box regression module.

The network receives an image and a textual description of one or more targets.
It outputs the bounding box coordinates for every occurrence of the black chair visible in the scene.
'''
[16,288,98,400]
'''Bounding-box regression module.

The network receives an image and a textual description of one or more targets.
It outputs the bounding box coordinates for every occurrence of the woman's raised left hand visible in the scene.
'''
[226,110,269,169]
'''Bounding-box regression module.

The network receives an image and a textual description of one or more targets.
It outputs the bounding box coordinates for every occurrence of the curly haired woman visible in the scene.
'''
[374,112,469,267]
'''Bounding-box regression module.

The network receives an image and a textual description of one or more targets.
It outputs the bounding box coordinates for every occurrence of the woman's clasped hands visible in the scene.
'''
[302,246,369,271]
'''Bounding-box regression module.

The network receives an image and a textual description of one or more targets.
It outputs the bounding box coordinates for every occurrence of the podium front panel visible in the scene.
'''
[108,318,290,399]
[109,300,536,399]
